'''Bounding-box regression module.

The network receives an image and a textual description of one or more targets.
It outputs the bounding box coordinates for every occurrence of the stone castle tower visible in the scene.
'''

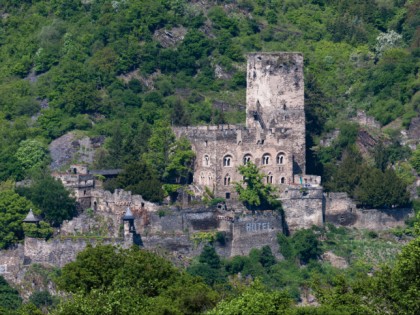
[174,52,319,200]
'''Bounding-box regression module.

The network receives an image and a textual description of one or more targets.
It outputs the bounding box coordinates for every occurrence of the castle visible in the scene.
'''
[0,53,411,286]
[174,52,320,200]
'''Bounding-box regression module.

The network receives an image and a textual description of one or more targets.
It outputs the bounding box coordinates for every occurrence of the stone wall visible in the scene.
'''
[0,245,24,284]
[231,212,283,257]
[324,192,413,230]
[173,52,312,200]
[281,186,324,232]
[0,236,130,285]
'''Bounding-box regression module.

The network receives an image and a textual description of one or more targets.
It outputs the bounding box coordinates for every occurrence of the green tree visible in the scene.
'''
[29,290,57,310]
[164,136,195,184]
[22,221,53,240]
[0,190,38,249]
[15,139,49,175]
[117,160,164,202]
[235,162,278,209]
[207,279,291,315]
[143,121,176,180]
[411,146,420,174]
[57,245,125,294]
[199,245,221,269]
[0,276,22,311]
[259,245,276,268]
[17,174,77,227]
[355,168,409,208]
[57,245,218,314]
[291,229,322,264]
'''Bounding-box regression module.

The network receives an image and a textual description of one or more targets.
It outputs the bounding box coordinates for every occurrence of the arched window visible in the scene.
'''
[267,172,273,184]
[223,155,233,167]
[199,172,205,185]
[224,174,231,186]
[280,177,286,184]
[207,172,213,186]
[262,154,271,165]
[277,153,285,165]
[203,155,210,166]
[243,154,252,165]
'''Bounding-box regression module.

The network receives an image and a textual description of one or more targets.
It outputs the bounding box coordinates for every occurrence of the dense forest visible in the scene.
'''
[0,0,420,313]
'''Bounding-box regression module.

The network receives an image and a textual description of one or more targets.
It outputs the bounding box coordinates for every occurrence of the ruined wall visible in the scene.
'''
[246,52,306,173]
[231,212,283,257]
[0,236,130,285]
[280,187,324,232]
[0,245,24,284]
[324,192,413,230]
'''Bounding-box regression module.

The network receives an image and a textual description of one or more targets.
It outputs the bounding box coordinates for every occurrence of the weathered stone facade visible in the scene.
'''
[174,53,315,200]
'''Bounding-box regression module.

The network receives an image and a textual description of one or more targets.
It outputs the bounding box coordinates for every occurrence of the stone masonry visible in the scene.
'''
[173,52,317,201]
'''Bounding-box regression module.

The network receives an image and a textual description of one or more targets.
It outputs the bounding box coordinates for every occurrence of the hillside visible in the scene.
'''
[0,0,420,313]
[0,0,419,181]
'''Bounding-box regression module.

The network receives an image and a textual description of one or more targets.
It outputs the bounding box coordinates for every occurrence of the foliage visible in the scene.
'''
[0,190,38,249]
[29,290,57,310]
[0,276,22,311]
[17,174,77,227]
[56,245,218,314]
[207,279,292,315]
[354,168,410,208]
[325,148,410,208]
[235,162,279,209]
[163,136,195,184]
[22,222,53,240]
[199,245,221,269]
[411,146,420,174]
[116,160,164,202]
[15,139,49,175]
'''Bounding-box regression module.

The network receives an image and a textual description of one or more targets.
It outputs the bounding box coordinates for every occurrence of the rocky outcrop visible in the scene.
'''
[49,132,104,170]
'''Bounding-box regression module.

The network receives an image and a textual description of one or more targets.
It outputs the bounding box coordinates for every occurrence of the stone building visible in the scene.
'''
[174,52,320,200]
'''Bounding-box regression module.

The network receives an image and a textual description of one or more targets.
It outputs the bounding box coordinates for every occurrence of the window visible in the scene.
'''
[280,177,286,184]
[199,172,205,184]
[203,155,210,166]
[225,192,231,199]
[262,154,271,165]
[267,172,273,184]
[224,174,231,186]
[223,155,232,167]
[277,153,285,165]
[204,140,208,147]
[243,154,252,165]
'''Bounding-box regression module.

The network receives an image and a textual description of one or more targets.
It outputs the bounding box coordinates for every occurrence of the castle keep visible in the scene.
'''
[174,52,319,199]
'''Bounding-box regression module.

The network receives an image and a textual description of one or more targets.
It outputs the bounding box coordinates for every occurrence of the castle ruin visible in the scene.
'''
[174,52,320,200]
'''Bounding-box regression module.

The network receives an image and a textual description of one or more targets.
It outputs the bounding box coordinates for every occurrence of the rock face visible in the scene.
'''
[153,27,187,47]
[49,132,104,170]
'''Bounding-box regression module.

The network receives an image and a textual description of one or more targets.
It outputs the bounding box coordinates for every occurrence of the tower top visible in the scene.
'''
[246,52,304,129]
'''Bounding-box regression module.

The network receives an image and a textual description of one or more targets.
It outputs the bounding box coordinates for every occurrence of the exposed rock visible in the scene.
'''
[214,64,232,79]
[118,69,161,89]
[351,110,381,129]
[407,115,420,148]
[153,27,187,48]
[321,251,349,269]
[356,129,378,156]
[319,129,339,147]
[49,132,105,170]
